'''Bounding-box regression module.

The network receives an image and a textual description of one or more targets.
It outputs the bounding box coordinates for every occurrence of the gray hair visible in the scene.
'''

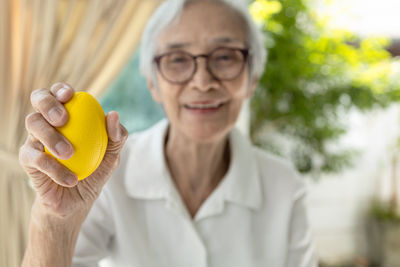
[139,0,267,87]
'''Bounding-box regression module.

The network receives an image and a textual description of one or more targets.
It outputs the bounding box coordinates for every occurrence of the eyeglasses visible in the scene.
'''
[153,47,249,84]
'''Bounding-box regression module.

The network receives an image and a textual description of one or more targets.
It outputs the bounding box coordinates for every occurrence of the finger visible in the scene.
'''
[25,112,74,160]
[104,112,128,156]
[28,134,44,151]
[106,111,122,143]
[19,140,78,187]
[50,82,75,103]
[30,87,68,127]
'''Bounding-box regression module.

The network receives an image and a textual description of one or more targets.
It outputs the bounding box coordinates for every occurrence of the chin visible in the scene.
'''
[183,124,231,144]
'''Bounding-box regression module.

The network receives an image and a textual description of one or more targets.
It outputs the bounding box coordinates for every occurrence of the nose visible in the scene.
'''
[188,57,219,92]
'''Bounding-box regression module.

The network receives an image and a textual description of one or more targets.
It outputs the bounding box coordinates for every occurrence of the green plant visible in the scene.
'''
[249,0,400,175]
[371,201,400,223]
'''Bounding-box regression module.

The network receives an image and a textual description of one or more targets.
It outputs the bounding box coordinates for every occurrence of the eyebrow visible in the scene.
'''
[165,37,244,50]
[166,42,191,50]
[212,37,243,45]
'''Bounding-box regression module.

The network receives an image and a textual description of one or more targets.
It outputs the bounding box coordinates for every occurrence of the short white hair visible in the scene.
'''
[139,0,267,85]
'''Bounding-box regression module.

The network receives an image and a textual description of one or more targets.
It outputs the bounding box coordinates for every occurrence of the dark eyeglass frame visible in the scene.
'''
[153,47,249,84]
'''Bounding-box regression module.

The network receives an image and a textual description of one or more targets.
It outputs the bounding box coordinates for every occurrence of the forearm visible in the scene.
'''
[22,201,87,267]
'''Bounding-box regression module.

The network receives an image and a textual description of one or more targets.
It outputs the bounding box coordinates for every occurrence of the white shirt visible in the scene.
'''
[72,119,318,267]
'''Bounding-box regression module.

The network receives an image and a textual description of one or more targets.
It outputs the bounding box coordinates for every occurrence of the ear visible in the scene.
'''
[246,76,258,98]
[147,78,162,103]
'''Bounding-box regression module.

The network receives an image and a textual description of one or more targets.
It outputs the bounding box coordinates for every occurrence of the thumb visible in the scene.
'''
[84,111,127,178]
[107,111,122,143]
[76,111,127,194]
[105,111,128,156]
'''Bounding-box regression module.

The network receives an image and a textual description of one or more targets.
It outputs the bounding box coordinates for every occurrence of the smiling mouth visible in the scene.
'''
[184,102,225,109]
[183,102,226,114]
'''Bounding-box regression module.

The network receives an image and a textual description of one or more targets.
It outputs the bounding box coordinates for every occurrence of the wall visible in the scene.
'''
[306,105,400,264]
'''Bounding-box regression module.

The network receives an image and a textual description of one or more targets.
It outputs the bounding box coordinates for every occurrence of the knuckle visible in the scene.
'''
[41,126,58,141]
[25,112,42,130]
[30,88,48,105]
[18,145,27,165]
[25,113,65,151]
[51,82,64,90]
[120,126,129,143]
[31,88,47,98]
[39,95,57,111]
[31,89,63,119]
[51,82,74,94]
[30,137,44,151]
[33,153,50,170]
[121,125,129,136]
[78,181,100,202]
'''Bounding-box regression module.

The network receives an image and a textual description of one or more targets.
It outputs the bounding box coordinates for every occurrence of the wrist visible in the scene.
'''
[31,199,89,230]
[22,200,87,267]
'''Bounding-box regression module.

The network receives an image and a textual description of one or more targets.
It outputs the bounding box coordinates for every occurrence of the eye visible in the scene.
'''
[167,53,191,64]
[216,55,234,61]
[171,56,189,63]
[212,49,241,64]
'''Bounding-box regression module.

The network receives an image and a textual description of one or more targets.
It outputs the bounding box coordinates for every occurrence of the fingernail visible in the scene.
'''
[56,88,67,99]
[55,141,71,158]
[49,107,63,122]
[114,113,122,141]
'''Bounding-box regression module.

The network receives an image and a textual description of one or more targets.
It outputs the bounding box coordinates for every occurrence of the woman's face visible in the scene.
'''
[148,0,257,143]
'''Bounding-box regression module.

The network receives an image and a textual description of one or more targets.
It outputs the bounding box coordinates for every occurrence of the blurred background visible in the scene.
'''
[0,0,399,266]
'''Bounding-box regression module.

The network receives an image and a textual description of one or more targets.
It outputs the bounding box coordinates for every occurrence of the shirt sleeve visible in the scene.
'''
[72,189,115,267]
[286,188,319,267]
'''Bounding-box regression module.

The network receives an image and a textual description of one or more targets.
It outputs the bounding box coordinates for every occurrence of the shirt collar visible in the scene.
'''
[124,118,262,212]
[124,119,173,200]
[222,127,262,210]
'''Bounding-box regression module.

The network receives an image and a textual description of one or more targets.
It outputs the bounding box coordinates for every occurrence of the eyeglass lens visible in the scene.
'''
[158,48,246,83]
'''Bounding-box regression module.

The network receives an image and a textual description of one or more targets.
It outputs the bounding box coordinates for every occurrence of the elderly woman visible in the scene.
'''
[19,0,318,266]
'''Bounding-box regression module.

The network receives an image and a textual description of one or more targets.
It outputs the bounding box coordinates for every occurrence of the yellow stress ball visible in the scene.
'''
[44,92,108,181]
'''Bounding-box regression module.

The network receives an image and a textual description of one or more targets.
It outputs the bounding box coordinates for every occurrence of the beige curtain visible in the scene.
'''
[0,0,161,266]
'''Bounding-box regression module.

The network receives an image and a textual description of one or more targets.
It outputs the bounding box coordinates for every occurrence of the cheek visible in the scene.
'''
[156,78,183,116]
[227,77,250,103]
[224,78,250,118]
[230,67,251,96]
[227,98,245,121]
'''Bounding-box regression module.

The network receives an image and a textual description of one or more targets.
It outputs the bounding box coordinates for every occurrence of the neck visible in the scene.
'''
[164,125,230,212]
